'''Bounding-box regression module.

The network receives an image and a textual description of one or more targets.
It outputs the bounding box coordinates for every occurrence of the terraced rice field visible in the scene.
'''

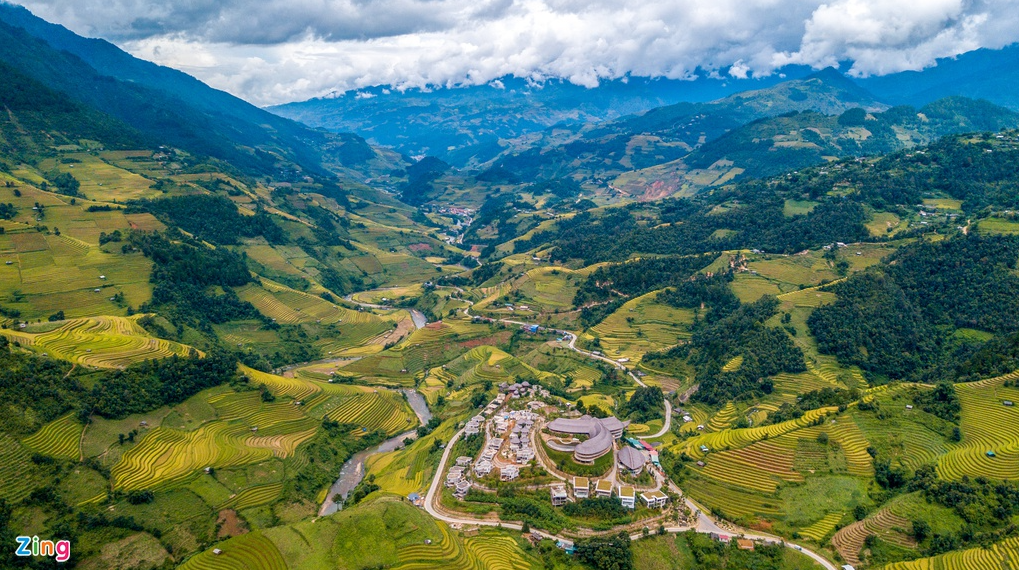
[107,367,413,491]
[344,321,491,381]
[218,483,284,511]
[0,315,197,368]
[112,423,274,491]
[938,372,1019,480]
[0,434,40,502]
[21,413,83,460]
[587,292,695,361]
[674,406,837,459]
[707,402,740,431]
[879,535,1019,570]
[238,280,399,353]
[390,523,536,570]
[799,511,844,542]
[690,411,872,498]
[464,534,537,570]
[833,508,915,567]
[683,476,782,519]
[178,532,287,570]
[323,389,416,435]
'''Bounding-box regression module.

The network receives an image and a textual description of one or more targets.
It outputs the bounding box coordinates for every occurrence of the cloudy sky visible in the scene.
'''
[10,0,1019,106]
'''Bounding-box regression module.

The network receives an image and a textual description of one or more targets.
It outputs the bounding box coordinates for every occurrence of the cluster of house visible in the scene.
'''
[473,437,501,478]
[482,393,506,415]
[550,476,668,510]
[498,381,550,400]
[447,456,474,499]
[495,410,537,464]
[464,414,486,437]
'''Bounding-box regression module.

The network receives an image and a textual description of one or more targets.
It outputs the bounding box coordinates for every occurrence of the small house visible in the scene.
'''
[594,479,613,498]
[639,489,669,509]
[550,485,568,507]
[500,465,519,481]
[736,539,755,551]
[617,485,636,509]
[573,476,590,499]
[987,450,997,457]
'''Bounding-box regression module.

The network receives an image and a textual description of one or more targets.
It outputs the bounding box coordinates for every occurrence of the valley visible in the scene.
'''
[2,5,1019,570]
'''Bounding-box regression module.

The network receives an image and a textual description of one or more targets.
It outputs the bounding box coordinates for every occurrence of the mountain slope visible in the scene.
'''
[479,68,887,183]
[0,3,396,179]
[270,68,818,166]
[857,43,1019,110]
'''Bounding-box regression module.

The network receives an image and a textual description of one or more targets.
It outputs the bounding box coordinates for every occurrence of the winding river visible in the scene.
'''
[318,388,432,516]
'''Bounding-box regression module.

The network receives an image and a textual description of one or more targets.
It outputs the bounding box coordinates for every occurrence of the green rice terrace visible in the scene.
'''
[3,19,1019,569]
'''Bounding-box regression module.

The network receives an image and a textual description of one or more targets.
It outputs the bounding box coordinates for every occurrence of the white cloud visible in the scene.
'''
[9,0,1019,105]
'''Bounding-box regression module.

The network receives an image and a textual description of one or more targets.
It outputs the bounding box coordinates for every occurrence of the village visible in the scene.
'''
[424,377,715,552]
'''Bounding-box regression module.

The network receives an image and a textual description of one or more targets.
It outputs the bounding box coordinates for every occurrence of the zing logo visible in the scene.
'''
[15,535,71,563]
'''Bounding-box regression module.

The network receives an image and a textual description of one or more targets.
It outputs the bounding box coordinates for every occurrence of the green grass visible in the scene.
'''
[541,439,614,477]
[783,200,819,217]
[977,217,1019,235]
[779,476,872,528]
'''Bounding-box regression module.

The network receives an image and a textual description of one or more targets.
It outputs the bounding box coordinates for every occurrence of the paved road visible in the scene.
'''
[362,286,834,568]
[424,423,836,570]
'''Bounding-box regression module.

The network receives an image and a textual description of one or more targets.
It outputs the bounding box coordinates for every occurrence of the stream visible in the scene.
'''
[318,388,432,516]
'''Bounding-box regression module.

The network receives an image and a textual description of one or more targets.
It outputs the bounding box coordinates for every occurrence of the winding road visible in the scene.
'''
[345,285,835,569]
[424,422,836,570]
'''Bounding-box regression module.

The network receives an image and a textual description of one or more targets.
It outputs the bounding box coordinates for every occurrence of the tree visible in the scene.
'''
[912,519,931,541]
[575,532,632,570]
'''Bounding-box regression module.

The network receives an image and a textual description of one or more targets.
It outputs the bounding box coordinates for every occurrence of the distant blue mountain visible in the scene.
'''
[269,68,817,164]
[857,43,1019,110]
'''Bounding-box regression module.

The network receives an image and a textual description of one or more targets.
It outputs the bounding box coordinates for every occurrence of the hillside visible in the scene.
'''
[0,3,404,181]
[6,6,1019,570]
[269,69,819,166]
[858,43,1019,110]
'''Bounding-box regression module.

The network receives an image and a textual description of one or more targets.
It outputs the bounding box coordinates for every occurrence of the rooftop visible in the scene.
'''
[617,447,645,471]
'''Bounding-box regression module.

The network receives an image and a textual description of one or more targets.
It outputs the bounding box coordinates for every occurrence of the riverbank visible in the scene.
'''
[318,388,432,516]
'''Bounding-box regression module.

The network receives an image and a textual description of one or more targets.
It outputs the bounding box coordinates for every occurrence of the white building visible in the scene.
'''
[618,485,636,509]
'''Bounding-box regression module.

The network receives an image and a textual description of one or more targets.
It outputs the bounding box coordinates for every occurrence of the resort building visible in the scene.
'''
[545,415,630,462]
[640,490,669,509]
[618,485,636,509]
[572,477,590,499]
[595,479,613,498]
[500,465,519,481]
[473,459,493,477]
[550,484,568,506]
[617,446,645,475]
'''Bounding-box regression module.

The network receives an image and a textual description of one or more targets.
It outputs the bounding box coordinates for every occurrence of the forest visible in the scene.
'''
[808,234,1019,382]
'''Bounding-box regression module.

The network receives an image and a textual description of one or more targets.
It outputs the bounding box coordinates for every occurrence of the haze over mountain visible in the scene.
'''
[0,2,399,181]
[6,4,1019,570]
